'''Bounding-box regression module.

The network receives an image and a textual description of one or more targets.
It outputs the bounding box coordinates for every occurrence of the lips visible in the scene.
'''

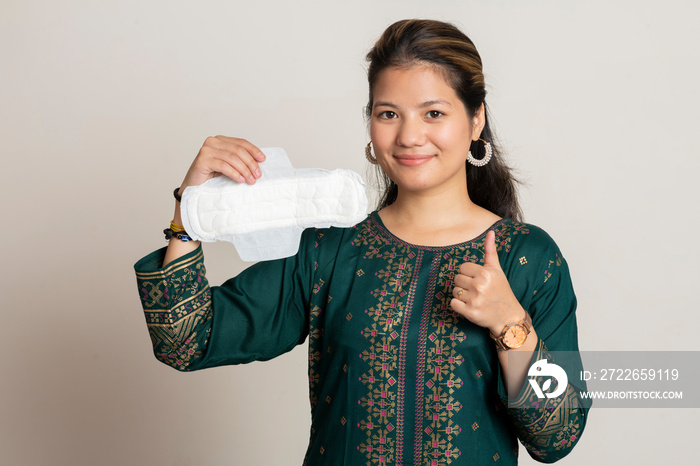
[393,154,435,166]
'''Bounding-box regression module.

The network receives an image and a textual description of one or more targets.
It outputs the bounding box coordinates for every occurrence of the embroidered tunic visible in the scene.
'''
[135,213,589,465]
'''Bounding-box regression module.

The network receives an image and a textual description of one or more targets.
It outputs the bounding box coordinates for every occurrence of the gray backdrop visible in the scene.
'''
[2,0,697,464]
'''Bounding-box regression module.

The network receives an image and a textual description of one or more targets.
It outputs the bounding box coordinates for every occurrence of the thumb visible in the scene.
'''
[483,230,501,268]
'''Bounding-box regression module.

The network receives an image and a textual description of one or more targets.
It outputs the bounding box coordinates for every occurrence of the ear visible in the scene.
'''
[472,103,486,141]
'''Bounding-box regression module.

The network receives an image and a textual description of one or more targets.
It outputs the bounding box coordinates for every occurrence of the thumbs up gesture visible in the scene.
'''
[450,230,526,336]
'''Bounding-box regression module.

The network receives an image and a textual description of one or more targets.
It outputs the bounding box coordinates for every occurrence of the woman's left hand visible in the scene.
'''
[450,230,526,335]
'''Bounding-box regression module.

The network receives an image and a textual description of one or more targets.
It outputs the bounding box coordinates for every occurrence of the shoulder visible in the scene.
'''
[495,219,562,258]
[302,214,371,244]
[298,214,373,260]
[494,221,574,301]
[494,219,570,284]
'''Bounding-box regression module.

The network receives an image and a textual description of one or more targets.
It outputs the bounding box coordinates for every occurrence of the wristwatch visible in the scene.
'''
[491,312,532,351]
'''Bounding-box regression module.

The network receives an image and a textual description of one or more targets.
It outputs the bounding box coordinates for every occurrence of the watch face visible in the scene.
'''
[503,324,527,349]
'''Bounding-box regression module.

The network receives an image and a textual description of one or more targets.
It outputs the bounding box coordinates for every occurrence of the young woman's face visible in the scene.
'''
[369,65,482,196]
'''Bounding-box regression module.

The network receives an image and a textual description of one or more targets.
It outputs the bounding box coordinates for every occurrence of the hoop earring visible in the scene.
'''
[466,138,492,167]
[365,142,378,164]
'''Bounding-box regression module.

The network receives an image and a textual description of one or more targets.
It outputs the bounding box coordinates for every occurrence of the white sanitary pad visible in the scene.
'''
[180,147,368,261]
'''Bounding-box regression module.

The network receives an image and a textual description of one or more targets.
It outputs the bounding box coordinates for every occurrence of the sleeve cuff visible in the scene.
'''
[496,339,547,404]
[134,244,203,275]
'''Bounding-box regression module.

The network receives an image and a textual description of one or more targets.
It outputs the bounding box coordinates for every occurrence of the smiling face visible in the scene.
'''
[369,65,484,197]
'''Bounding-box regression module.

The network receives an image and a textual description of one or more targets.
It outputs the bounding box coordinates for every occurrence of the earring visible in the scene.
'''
[365,142,378,164]
[466,138,493,167]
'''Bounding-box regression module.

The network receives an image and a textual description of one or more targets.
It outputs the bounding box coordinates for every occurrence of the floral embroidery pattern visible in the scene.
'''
[354,220,415,465]
[419,250,469,465]
[137,249,212,371]
[351,218,534,465]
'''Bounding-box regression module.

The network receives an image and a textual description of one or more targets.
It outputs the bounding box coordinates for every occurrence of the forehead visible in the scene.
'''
[372,65,460,107]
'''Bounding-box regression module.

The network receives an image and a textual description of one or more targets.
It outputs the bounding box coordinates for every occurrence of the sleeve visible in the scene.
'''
[134,229,318,372]
[498,239,591,463]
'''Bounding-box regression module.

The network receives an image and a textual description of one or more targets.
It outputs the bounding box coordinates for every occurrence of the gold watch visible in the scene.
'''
[491,312,532,351]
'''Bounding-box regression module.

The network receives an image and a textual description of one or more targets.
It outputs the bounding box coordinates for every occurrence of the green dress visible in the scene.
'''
[135,213,589,465]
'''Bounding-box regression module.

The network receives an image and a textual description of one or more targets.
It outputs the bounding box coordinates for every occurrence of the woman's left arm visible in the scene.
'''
[452,229,590,463]
[498,242,590,463]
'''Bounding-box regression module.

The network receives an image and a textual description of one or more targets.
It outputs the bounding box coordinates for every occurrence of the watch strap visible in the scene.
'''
[491,312,532,351]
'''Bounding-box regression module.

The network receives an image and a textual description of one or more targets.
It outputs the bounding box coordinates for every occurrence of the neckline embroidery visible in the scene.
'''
[367,211,510,251]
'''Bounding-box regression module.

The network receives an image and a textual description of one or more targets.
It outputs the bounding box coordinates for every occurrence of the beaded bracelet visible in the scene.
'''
[163,228,192,242]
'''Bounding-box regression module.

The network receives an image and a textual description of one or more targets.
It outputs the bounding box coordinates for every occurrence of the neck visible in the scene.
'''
[377,182,501,247]
[387,184,477,228]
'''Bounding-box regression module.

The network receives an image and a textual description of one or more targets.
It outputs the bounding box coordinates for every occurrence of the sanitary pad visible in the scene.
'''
[180,147,368,261]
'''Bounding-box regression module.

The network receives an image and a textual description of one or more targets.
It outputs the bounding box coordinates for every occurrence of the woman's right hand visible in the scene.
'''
[164,136,265,267]
[179,136,267,195]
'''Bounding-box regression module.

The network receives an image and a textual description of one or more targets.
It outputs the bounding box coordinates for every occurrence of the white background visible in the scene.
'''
[1,0,698,464]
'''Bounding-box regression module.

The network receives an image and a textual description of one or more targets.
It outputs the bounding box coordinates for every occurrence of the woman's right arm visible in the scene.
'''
[162,136,267,267]
[135,230,316,372]
[137,136,312,371]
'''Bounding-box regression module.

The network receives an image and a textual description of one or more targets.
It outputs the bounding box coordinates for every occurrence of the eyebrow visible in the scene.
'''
[374,99,453,108]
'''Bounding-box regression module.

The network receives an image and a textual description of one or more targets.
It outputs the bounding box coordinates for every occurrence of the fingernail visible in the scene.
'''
[257,152,266,161]
[254,168,262,177]
[247,176,256,184]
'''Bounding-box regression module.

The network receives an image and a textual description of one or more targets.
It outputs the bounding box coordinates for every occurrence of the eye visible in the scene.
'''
[426,110,444,119]
[378,110,397,119]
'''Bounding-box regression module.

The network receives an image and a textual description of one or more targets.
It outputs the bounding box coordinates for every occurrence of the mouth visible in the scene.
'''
[393,154,435,166]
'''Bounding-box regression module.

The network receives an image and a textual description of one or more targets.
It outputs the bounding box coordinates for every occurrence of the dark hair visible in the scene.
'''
[366,19,522,222]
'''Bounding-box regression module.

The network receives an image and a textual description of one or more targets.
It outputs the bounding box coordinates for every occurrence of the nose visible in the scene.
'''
[395,116,426,147]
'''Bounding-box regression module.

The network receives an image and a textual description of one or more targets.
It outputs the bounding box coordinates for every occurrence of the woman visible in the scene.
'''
[135,19,588,465]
